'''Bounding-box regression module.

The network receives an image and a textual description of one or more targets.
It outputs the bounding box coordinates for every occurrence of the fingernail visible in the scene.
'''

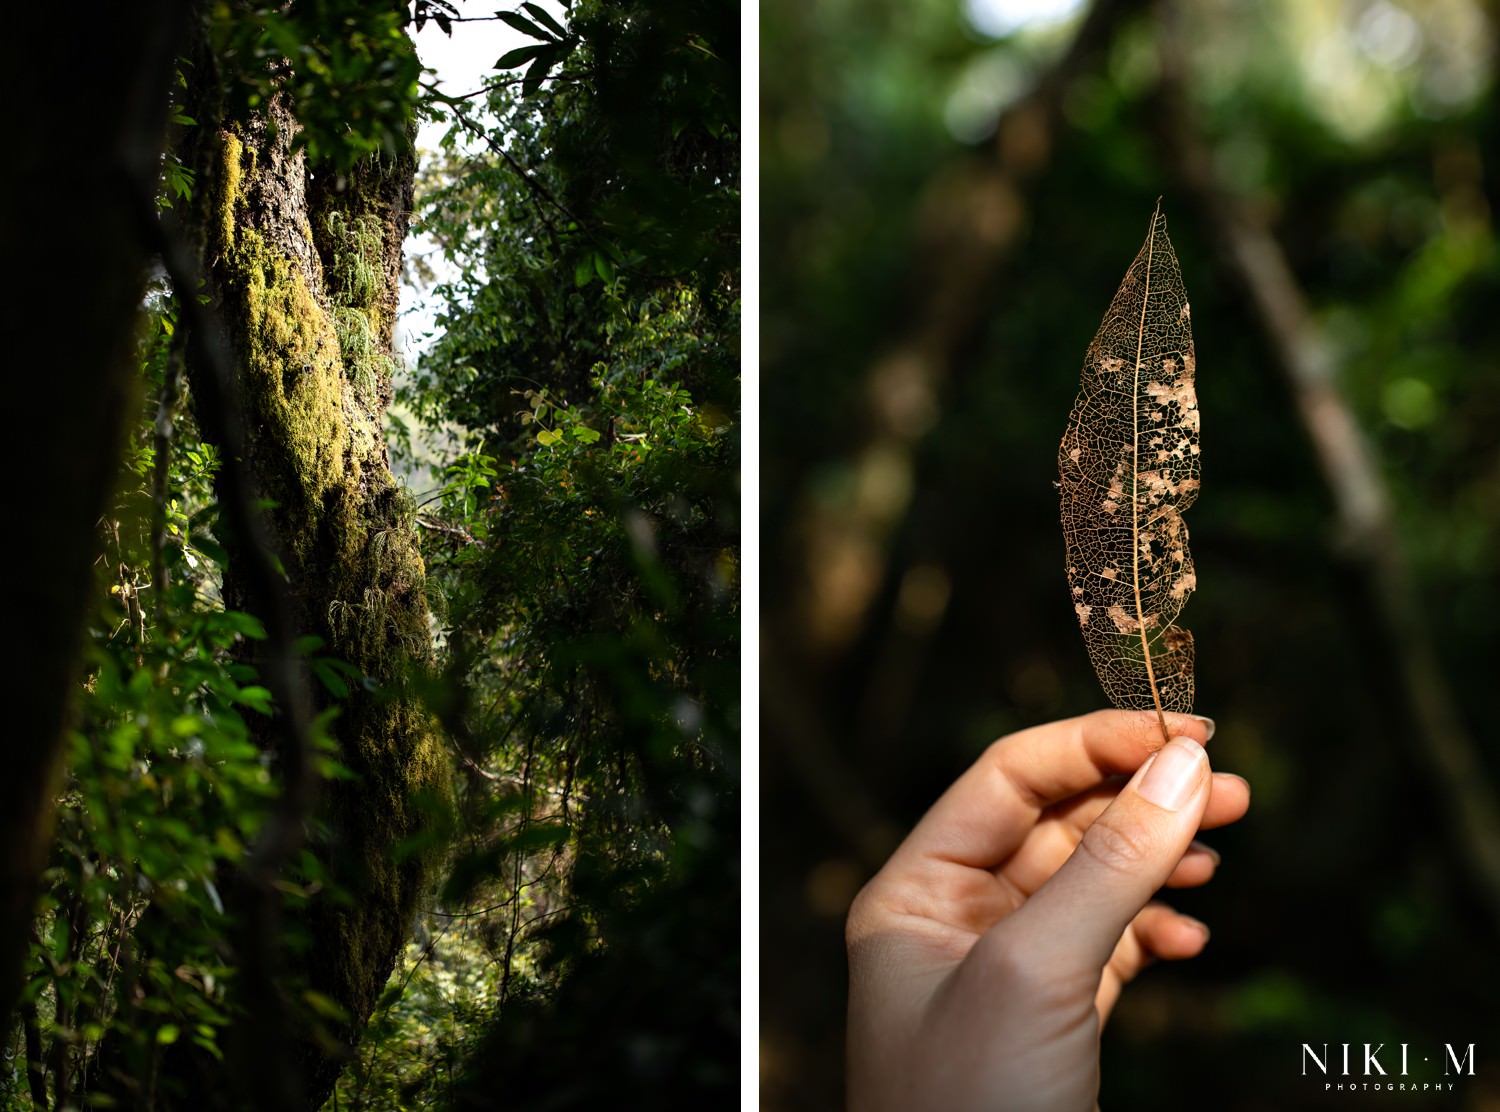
[1136,737,1208,811]
[1190,841,1221,867]
[1191,715,1216,741]
[1182,914,1211,942]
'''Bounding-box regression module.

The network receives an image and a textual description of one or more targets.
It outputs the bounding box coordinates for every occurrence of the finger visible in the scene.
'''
[996,771,1244,896]
[1095,903,1209,1019]
[896,709,1214,871]
[998,824,1219,897]
[1164,841,1219,888]
[983,736,1213,973]
[1051,772,1249,836]
[1202,772,1250,830]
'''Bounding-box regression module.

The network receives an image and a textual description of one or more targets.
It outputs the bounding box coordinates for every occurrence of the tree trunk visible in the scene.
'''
[0,0,190,1025]
[170,86,447,1110]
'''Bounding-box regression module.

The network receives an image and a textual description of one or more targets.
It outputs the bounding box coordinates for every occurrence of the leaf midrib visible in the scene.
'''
[1130,203,1170,745]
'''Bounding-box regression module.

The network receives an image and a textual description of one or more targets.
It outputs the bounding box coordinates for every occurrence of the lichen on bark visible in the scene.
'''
[190,90,448,1106]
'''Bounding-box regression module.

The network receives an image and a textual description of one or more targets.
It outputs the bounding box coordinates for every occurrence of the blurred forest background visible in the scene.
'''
[761,0,1500,1108]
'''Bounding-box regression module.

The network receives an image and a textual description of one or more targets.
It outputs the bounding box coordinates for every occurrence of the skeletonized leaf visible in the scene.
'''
[1058,202,1199,743]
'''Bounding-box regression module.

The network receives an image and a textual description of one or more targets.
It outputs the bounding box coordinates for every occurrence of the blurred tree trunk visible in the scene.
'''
[780,0,1146,663]
[766,0,1146,859]
[0,1,189,1025]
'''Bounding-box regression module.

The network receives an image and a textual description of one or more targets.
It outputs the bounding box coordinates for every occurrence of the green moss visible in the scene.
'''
[323,210,384,306]
[331,305,394,405]
[219,132,244,252]
[319,204,401,402]
[205,126,452,1075]
[231,228,350,562]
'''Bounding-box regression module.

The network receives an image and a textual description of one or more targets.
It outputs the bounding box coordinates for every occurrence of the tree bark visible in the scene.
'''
[161,76,447,1111]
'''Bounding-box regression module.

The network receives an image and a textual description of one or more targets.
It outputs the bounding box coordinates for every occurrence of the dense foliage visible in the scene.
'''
[344,3,739,1102]
[4,1,737,1108]
[9,297,278,1106]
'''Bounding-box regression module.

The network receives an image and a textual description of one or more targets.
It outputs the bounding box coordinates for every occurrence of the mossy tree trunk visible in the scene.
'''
[175,91,446,1108]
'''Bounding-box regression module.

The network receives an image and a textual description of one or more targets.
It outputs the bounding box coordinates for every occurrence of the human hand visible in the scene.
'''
[845,710,1250,1111]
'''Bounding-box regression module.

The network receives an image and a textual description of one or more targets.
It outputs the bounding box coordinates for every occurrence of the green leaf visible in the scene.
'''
[574,257,594,286]
[536,429,563,446]
[303,990,351,1023]
[571,425,602,444]
[376,978,408,1013]
[221,611,267,640]
[157,1025,180,1046]
[522,2,570,40]
[18,975,45,1008]
[508,821,571,853]
[495,43,548,70]
[316,755,358,781]
[49,915,69,962]
[497,10,553,41]
[522,53,553,96]
[233,686,274,715]
[312,659,349,699]
[195,538,229,568]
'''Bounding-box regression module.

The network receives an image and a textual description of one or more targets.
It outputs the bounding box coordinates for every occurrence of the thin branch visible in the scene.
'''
[149,326,188,618]
[415,513,477,545]
[380,920,451,1016]
[420,73,591,105]
[421,76,523,103]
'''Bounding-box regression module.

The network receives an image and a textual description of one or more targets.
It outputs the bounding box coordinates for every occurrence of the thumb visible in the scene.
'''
[1000,735,1212,972]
